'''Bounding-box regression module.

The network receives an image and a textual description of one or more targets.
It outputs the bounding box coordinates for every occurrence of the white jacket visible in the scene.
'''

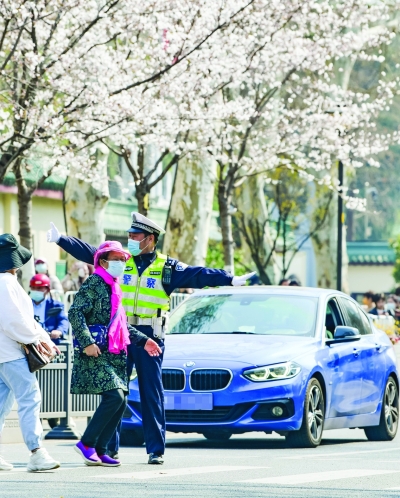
[0,272,52,363]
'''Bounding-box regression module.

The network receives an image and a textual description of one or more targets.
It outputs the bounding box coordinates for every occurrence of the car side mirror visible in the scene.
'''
[326,326,361,346]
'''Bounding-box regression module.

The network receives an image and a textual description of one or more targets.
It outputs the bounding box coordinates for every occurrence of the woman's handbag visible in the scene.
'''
[74,309,120,353]
[22,342,56,373]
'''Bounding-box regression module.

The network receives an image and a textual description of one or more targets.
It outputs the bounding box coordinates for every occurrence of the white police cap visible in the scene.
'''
[127,212,166,235]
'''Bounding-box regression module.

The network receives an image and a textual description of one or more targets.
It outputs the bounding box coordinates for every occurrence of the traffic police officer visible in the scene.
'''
[47,213,254,464]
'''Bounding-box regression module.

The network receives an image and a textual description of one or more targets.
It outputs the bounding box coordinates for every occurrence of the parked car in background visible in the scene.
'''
[121,287,399,448]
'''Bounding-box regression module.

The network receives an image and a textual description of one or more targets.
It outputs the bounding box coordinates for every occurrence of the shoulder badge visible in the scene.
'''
[176,262,188,271]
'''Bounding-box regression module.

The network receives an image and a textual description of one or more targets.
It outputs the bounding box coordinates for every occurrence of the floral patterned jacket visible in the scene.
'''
[68,274,148,395]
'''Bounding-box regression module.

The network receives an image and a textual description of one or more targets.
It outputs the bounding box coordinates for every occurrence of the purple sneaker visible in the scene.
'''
[98,454,121,467]
[74,442,101,466]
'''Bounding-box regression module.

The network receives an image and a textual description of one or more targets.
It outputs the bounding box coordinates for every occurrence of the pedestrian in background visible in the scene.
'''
[69,241,161,467]
[34,257,63,294]
[0,234,60,472]
[362,291,377,315]
[30,274,70,345]
[373,293,388,316]
[61,261,89,293]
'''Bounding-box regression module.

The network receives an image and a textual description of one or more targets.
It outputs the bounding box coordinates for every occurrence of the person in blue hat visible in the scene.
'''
[47,213,254,464]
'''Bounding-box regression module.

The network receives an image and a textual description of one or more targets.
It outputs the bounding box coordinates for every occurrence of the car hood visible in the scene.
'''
[164,334,318,367]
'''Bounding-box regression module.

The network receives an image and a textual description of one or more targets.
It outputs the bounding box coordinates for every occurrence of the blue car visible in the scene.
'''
[121,287,399,447]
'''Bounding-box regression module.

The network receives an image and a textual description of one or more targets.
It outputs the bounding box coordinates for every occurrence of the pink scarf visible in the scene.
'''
[94,265,130,354]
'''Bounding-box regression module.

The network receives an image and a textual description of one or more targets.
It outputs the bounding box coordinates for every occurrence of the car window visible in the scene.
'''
[168,294,319,337]
[358,308,373,335]
[325,299,344,338]
[338,297,365,334]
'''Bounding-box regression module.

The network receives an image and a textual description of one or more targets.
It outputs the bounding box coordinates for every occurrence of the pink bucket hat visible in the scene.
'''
[94,241,131,268]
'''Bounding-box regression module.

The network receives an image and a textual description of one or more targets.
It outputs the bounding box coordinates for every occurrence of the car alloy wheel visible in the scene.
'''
[365,376,399,441]
[308,384,324,442]
[286,378,325,448]
[384,379,399,436]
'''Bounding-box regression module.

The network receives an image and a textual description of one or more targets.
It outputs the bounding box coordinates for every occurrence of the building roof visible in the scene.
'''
[347,241,395,265]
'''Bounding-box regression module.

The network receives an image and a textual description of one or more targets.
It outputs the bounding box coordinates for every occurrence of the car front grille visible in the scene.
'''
[162,369,185,391]
[190,369,232,391]
[166,403,251,423]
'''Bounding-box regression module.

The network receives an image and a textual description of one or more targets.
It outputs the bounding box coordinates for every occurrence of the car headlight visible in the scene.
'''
[130,368,138,381]
[243,361,301,382]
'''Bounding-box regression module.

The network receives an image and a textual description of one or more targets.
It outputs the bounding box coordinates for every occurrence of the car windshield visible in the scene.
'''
[168,293,318,337]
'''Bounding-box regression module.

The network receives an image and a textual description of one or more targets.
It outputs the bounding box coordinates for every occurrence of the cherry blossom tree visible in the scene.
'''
[194,0,400,272]
[0,0,258,249]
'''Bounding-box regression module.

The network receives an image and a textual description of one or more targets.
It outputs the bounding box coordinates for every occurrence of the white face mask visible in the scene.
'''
[78,268,86,278]
[35,263,48,273]
[30,290,46,302]
[104,261,126,278]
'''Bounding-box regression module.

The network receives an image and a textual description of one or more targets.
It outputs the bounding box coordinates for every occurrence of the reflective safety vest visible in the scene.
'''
[120,252,169,317]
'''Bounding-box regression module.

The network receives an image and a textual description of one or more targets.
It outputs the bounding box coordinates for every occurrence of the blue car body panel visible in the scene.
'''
[122,287,398,436]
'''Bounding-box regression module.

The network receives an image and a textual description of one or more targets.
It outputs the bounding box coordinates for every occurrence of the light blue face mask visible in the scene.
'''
[128,237,150,256]
[30,290,46,302]
[106,261,126,278]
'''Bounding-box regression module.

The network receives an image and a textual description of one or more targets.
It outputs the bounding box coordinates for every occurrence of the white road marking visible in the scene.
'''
[0,465,86,474]
[281,448,400,459]
[96,465,268,480]
[239,469,400,485]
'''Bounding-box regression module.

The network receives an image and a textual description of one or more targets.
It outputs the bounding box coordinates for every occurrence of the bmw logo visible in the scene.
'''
[184,361,195,367]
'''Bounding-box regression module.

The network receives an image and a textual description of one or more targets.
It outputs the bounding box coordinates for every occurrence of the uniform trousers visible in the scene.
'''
[109,337,165,456]
[130,340,165,455]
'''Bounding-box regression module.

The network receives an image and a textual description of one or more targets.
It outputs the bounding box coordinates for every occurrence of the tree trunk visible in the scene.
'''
[163,157,216,265]
[218,180,235,273]
[235,175,278,284]
[63,145,110,268]
[14,159,35,289]
[135,184,149,216]
[310,179,349,292]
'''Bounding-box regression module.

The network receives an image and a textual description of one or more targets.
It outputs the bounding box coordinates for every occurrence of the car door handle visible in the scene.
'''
[353,348,360,357]
[375,343,383,352]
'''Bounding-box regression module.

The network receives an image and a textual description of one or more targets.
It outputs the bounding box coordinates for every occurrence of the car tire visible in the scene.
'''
[120,429,145,447]
[286,377,325,448]
[202,430,232,441]
[364,376,399,442]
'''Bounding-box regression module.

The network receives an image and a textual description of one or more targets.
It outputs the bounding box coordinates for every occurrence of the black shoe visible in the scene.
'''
[148,453,164,465]
[108,452,119,459]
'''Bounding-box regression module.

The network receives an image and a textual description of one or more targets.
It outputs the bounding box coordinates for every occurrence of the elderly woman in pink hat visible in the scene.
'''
[68,241,162,467]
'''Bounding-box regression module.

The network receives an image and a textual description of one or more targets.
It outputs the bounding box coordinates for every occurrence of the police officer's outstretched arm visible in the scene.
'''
[47,222,97,265]
[166,259,256,292]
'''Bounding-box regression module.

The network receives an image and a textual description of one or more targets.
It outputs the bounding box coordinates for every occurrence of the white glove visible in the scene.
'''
[47,222,60,243]
[231,271,256,286]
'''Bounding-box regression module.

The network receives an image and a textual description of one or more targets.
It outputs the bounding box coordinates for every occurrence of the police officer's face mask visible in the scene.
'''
[128,236,150,256]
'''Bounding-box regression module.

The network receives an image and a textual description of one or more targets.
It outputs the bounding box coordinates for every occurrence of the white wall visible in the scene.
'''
[348,265,395,293]
[0,192,65,276]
